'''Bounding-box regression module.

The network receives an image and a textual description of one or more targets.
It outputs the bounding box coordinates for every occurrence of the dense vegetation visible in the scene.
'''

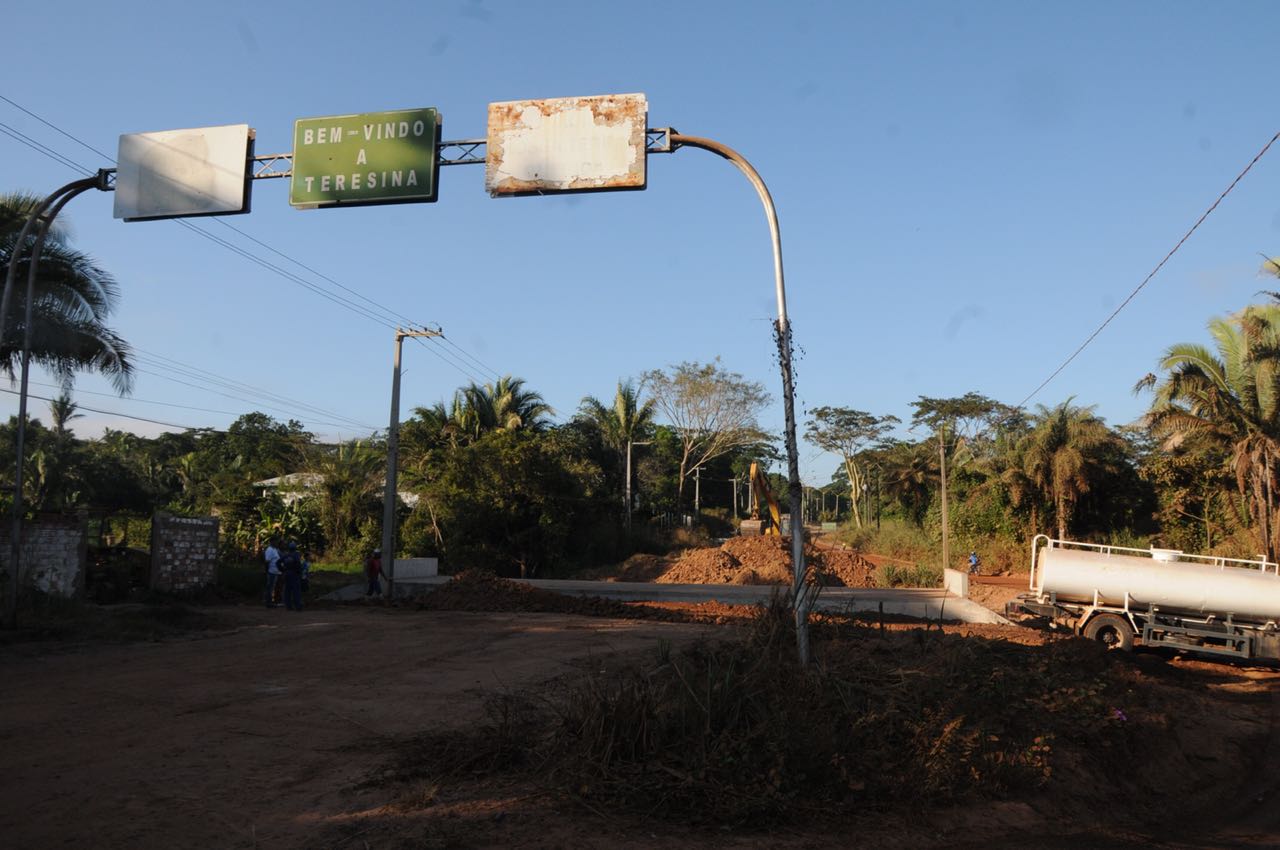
[8,297,1280,575]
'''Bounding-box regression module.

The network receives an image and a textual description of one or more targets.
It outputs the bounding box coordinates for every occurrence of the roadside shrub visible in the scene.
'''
[382,601,1136,827]
[874,562,943,588]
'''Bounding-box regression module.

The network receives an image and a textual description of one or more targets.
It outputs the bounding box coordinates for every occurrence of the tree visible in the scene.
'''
[641,360,771,510]
[1020,399,1119,539]
[426,428,606,577]
[49,391,82,435]
[579,379,656,455]
[412,375,552,445]
[804,407,899,528]
[0,192,133,393]
[462,375,552,436]
[909,393,1003,568]
[578,379,656,512]
[34,393,86,511]
[1137,304,1280,561]
[307,439,383,558]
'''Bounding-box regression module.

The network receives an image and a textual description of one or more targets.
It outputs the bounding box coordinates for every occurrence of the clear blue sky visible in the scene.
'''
[3,0,1279,485]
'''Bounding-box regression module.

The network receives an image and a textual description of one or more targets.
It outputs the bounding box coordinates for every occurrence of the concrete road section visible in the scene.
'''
[334,576,1010,625]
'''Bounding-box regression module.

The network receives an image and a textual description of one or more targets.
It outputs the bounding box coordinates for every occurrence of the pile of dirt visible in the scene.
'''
[655,535,878,587]
[610,553,673,582]
[816,547,878,587]
[656,547,743,584]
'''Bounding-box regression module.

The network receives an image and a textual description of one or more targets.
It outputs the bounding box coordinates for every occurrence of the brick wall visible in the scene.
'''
[0,514,87,598]
[150,513,219,593]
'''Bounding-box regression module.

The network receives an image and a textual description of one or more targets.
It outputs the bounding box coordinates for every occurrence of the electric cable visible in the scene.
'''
[24,378,376,434]
[131,365,374,432]
[132,349,377,429]
[0,94,507,390]
[1016,130,1280,409]
[0,386,210,432]
[0,121,93,175]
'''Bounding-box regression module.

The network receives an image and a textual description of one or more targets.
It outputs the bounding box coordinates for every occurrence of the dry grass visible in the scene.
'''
[379,597,1139,827]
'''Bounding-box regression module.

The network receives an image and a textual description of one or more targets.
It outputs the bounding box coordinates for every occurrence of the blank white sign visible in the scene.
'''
[114,124,252,220]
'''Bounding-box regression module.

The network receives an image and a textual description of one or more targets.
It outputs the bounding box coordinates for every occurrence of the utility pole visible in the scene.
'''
[875,466,881,531]
[694,466,701,514]
[732,475,739,519]
[625,439,651,533]
[382,326,441,598]
[939,423,950,574]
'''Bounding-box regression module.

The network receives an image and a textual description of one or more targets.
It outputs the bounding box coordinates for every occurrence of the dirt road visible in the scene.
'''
[4,600,1279,849]
[0,606,710,849]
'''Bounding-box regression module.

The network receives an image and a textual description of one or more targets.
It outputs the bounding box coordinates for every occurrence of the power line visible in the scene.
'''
[132,349,377,430]
[24,379,376,434]
[170,219,398,328]
[1016,130,1280,410]
[131,365,375,432]
[0,94,115,161]
[410,335,485,385]
[208,217,420,328]
[435,334,503,381]
[0,121,93,175]
[1,95,513,407]
[0,386,208,432]
[0,94,506,383]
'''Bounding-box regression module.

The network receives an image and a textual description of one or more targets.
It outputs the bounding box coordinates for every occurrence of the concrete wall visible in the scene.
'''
[394,557,438,579]
[943,568,970,599]
[150,513,219,593]
[0,514,87,598]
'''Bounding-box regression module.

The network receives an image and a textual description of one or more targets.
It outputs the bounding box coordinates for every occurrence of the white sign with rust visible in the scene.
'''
[485,93,647,196]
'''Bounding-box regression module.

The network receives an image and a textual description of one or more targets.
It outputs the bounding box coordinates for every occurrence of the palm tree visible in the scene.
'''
[466,375,552,433]
[1020,399,1117,540]
[579,379,657,511]
[579,379,655,453]
[1138,305,1280,561]
[0,193,133,393]
[49,391,82,435]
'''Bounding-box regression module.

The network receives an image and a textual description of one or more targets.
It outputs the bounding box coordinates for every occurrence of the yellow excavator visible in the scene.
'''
[748,461,782,537]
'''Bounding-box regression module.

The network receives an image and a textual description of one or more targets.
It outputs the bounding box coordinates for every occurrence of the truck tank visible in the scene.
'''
[1034,542,1280,624]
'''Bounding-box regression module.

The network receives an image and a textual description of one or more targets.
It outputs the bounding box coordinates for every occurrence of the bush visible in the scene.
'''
[874,561,943,588]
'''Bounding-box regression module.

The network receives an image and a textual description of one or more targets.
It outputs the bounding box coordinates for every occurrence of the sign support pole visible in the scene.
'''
[667,133,811,664]
[1,173,109,628]
[381,327,441,599]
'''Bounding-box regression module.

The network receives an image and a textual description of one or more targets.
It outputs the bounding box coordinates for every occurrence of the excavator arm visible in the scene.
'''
[749,462,782,537]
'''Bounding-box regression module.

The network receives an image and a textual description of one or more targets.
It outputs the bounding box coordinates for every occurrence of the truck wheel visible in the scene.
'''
[1083,614,1135,652]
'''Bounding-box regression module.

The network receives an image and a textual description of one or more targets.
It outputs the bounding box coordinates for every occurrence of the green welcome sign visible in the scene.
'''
[290,108,441,208]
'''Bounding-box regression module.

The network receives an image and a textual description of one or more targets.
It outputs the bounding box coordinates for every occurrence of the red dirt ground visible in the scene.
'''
[2,590,1279,849]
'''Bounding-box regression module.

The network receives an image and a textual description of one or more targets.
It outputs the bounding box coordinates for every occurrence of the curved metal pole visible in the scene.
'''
[3,177,101,628]
[668,133,811,663]
[0,177,100,349]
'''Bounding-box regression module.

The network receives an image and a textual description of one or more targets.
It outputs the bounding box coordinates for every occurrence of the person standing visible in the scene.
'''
[365,548,383,597]
[281,542,305,611]
[263,537,282,607]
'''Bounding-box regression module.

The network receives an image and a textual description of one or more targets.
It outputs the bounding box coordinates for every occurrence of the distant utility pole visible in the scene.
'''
[625,439,651,533]
[939,424,950,574]
[381,326,441,598]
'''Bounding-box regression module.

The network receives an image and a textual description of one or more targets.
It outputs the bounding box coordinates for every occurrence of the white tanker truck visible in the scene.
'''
[1006,535,1280,662]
